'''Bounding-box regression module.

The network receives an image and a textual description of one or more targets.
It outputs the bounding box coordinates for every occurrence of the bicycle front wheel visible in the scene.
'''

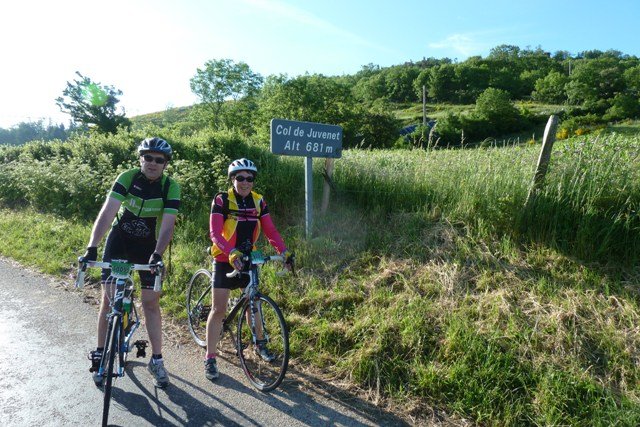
[187,269,212,348]
[102,315,121,427]
[237,295,289,392]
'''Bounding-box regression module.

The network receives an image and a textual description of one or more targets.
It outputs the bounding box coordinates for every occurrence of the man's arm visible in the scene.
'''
[88,197,122,247]
[154,213,177,255]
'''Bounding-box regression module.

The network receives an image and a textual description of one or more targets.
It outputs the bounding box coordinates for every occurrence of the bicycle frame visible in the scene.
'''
[102,276,139,376]
[223,254,276,343]
[76,258,163,426]
[77,260,161,374]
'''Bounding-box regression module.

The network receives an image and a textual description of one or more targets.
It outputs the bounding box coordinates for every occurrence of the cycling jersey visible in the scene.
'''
[101,168,180,288]
[209,188,285,262]
[109,168,181,241]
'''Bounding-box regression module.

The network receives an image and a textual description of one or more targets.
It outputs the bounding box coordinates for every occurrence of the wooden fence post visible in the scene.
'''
[321,158,335,214]
[525,115,558,206]
[422,85,427,127]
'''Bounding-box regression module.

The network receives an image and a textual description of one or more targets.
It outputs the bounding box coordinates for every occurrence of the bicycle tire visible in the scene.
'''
[237,294,289,392]
[102,315,121,427]
[186,269,212,348]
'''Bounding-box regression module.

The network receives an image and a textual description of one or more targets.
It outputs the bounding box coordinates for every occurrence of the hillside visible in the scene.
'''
[0,121,639,424]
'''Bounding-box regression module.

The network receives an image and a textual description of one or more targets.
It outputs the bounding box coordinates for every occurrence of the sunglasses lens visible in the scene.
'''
[235,176,254,182]
[143,154,166,164]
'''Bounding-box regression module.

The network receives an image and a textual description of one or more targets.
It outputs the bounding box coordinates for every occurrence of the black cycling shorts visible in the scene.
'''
[212,261,250,290]
[101,228,156,289]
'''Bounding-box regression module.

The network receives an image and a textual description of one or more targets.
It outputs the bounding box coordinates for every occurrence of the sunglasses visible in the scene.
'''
[234,175,255,183]
[142,154,167,165]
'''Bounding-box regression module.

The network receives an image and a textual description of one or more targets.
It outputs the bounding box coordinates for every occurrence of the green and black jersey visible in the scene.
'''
[109,168,181,241]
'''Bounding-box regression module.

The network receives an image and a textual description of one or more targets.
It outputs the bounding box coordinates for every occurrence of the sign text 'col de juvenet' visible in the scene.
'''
[270,118,342,158]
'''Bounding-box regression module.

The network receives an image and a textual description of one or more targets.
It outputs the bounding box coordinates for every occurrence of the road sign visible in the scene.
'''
[270,119,342,158]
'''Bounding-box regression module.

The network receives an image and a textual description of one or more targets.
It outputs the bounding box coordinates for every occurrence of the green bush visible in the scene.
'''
[558,114,605,135]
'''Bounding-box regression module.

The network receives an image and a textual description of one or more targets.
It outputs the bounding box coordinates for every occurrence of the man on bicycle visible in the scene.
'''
[81,137,180,388]
[205,158,291,380]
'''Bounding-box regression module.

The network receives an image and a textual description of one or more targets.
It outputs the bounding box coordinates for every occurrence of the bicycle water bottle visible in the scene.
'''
[123,296,132,313]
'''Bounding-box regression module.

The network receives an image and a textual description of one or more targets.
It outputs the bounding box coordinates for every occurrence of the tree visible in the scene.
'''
[0,120,74,145]
[189,59,263,129]
[532,71,569,104]
[56,72,130,134]
[383,66,421,102]
[624,65,640,96]
[428,64,458,103]
[256,74,399,148]
[566,58,625,109]
[456,62,491,102]
[604,93,640,120]
[475,87,521,132]
[488,44,521,62]
[256,74,354,130]
[412,69,431,101]
[353,71,387,103]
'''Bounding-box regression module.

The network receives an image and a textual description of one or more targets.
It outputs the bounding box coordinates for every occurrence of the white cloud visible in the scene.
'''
[428,33,489,58]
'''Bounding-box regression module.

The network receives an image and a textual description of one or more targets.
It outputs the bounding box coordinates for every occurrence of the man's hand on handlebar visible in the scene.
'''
[79,246,98,264]
[149,252,163,275]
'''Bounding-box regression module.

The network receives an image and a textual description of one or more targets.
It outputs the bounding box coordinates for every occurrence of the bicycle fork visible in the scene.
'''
[248,298,270,346]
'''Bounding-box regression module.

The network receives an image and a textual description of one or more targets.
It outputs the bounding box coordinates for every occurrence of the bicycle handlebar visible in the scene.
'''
[225,254,287,278]
[75,259,164,292]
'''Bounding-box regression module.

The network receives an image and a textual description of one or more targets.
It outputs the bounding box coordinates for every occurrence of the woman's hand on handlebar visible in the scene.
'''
[229,249,244,271]
[282,251,295,273]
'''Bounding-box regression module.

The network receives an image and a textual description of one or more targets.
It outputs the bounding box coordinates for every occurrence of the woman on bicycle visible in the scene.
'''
[205,158,291,380]
[81,137,180,388]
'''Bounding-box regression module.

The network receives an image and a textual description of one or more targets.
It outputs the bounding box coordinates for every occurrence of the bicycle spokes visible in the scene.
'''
[186,270,212,348]
[237,295,289,392]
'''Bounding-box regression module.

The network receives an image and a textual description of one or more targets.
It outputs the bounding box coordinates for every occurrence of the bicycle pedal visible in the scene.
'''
[133,340,149,358]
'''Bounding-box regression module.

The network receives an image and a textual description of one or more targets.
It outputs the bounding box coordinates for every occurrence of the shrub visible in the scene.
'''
[558,114,604,135]
[556,128,570,140]
[604,93,640,121]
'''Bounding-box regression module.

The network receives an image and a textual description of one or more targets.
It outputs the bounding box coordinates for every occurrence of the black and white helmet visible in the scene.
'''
[137,137,172,160]
[228,158,258,178]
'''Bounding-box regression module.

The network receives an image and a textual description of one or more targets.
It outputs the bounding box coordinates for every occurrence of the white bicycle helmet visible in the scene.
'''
[228,158,258,178]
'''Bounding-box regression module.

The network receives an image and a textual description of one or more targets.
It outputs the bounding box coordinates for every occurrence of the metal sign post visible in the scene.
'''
[270,118,343,239]
[305,156,313,238]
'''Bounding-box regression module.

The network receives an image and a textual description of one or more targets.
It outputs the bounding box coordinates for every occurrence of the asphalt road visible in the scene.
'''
[0,258,408,427]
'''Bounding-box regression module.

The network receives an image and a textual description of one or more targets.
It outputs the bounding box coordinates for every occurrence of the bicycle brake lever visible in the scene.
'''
[75,258,87,289]
[153,262,164,292]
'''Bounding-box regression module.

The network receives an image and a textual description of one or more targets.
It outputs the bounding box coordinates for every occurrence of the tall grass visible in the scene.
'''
[331,132,640,264]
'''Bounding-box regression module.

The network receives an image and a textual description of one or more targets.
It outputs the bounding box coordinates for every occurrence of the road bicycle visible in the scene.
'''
[186,249,293,392]
[76,259,163,427]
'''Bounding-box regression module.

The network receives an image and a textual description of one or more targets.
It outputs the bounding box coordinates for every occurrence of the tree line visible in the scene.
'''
[3,45,639,147]
[0,120,76,146]
[186,45,640,147]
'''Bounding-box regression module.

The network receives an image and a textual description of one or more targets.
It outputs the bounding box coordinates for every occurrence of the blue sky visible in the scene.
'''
[1,0,638,128]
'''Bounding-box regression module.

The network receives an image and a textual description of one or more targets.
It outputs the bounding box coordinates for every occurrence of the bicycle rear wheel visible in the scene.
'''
[187,269,212,348]
[237,295,289,392]
[102,315,122,427]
